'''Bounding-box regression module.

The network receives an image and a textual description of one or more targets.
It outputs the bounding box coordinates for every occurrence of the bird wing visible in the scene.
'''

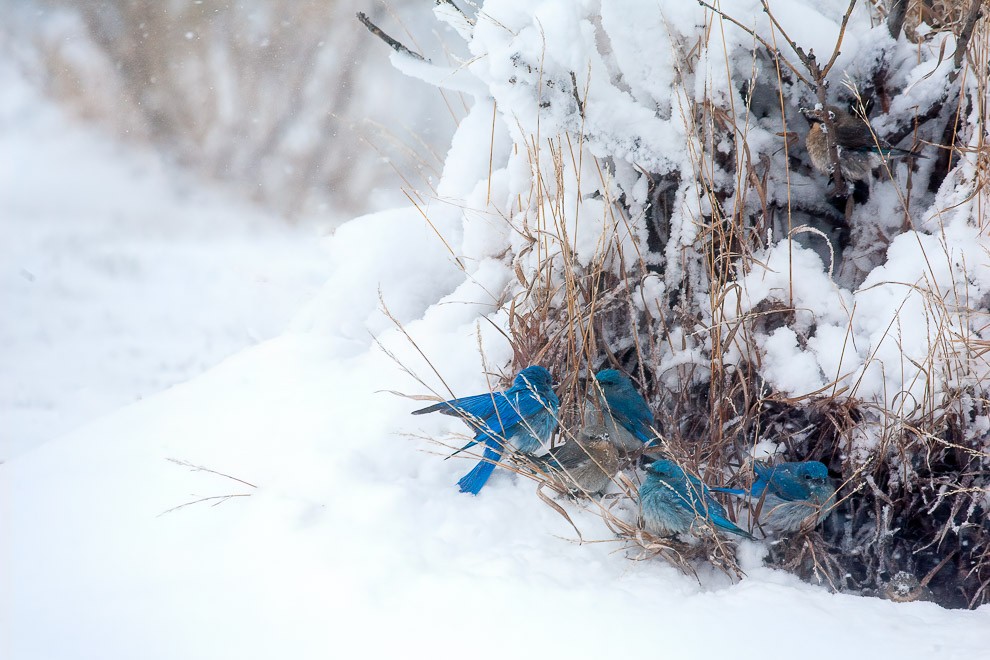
[835,119,878,151]
[750,462,776,497]
[709,486,747,496]
[690,475,756,540]
[769,472,811,502]
[606,397,655,443]
[485,389,553,434]
[754,462,809,501]
[709,509,756,540]
[411,391,500,418]
[545,441,591,471]
[413,389,546,430]
[835,121,923,157]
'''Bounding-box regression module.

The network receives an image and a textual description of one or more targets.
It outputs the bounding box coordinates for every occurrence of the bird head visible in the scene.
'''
[515,365,553,392]
[646,459,684,480]
[793,461,834,503]
[799,105,837,126]
[794,461,828,483]
[594,369,636,396]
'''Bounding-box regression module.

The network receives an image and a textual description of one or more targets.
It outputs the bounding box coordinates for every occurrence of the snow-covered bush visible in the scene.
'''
[368,0,989,606]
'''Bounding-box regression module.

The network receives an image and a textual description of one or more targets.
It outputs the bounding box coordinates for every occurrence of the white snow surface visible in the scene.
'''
[5,2,990,657]
[6,330,990,659]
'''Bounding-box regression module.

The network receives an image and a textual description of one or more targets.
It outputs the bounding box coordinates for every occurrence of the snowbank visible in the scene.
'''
[4,325,989,659]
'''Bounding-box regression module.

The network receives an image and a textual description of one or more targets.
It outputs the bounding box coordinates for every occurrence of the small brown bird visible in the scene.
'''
[802,105,924,184]
[539,425,619,495]
[882,571,934,603]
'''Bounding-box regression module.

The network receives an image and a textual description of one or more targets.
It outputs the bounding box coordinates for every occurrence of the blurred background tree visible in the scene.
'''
[4,0,458,220]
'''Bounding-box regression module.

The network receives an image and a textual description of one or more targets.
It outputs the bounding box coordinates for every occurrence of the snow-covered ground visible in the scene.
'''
[6,330,990,659]
[4,4,990,658]
[0,65,333,460]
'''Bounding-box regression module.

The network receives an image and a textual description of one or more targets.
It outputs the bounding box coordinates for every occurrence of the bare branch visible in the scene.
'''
[697,0,812,87]
[158,493,252,517]
[886,0,908,40]
[569,71,585,119]
[166,457,258,489]
[953,0,985,72]
[821,0,858,78]
[356,12,429,62]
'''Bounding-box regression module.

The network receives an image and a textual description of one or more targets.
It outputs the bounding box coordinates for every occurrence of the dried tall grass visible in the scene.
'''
[393,1,989,605]
[17,0,451,218]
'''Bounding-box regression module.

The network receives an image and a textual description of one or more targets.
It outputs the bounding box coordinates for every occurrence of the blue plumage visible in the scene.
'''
[639,459,754,540]
[413,365,559,495]
[713,461,836,533]
[589,369,656,451]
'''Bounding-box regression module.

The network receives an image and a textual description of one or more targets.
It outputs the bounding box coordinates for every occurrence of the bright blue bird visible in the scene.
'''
[587,369,656,451]
[713,461,836,533]
[412,365,559,495]
[639,459,755,540]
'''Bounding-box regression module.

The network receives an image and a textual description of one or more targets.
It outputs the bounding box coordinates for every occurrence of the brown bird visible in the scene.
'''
[539,425,619,495]
[882,571,934,603]
[801,105,924,184]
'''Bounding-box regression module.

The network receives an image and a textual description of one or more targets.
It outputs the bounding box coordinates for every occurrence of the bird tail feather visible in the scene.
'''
[728,524,757,541]
[457,444,502,495]
[411,401,451,415]
[444,438,479,460]
[881,145,926,159]
[710,486,747,496]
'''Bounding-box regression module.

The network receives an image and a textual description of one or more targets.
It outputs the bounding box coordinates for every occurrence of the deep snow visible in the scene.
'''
[4,265,989,660]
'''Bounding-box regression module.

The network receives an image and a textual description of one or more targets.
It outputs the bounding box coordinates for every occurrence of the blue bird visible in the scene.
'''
[587,369,656,451]
[712,461,836,533]
[639,459,755,540]
[412,365,560,495]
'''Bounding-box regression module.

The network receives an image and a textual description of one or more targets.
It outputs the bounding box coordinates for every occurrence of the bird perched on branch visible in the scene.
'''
[412,365,559,495]
[586,369,656,452]
[538,425,619,495]
[801,105,924,185]
[713,460,836,534]
[639,459,755,540]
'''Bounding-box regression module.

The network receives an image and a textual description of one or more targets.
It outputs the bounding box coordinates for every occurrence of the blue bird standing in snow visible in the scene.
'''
[713,461,836,534]
[639,459,755,540]
[412,365,559,495]
[587,369,656,452]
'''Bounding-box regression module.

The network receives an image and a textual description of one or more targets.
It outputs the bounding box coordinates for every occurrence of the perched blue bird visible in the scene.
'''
[412,365,559,495]
[538,425,619,495]
[713,461,836,533]
[586,369,656,452]
[639,459,755,540]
